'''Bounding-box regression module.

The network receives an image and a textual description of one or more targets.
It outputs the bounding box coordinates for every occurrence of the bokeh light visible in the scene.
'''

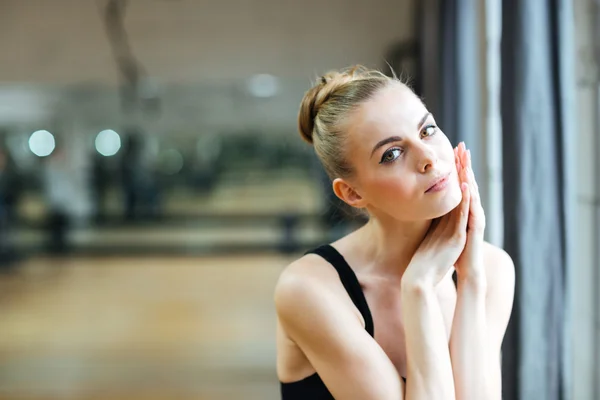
[247,74,279,98]
[28,130,55,157]
[95,129,121,156]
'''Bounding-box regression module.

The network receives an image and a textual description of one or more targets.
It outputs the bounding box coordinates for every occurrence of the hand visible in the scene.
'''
[454,142,486,280]
[403,177,470,288]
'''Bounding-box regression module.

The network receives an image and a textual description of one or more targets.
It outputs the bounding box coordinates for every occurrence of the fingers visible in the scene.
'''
[450,143,466,221]
[461,143,467,166]
[455,142,472,219]
[456,143,467,179]
[454,147,461,176]
[466,150,477,193]
[465,149,481,206]
[457,181,470,232]
[459,144,486,233]
[451,143,474,231]
[457,142,477,197]
[446,180,469,245]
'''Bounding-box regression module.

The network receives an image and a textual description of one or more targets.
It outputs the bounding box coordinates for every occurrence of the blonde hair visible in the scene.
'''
[298,65,400,179]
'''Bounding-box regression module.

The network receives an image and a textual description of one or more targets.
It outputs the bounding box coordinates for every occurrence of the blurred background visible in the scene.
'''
[0,0,596,399]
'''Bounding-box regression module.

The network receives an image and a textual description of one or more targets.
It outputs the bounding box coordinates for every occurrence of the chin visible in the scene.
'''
[425,181,463,219]
[372,179,464,222]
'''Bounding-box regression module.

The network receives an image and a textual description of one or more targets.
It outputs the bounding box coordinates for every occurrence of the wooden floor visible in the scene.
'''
[0,253,299,400]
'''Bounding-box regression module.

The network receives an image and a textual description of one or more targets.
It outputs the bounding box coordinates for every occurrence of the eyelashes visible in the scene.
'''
[378,125,438,165]
[421,124,437,138]
[380,147,403,164]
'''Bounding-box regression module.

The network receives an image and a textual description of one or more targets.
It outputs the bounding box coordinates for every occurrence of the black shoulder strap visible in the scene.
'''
[305,245,374,337]
[452,270,458,288]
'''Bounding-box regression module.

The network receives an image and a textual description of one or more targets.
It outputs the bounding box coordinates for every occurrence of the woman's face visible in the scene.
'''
[339,82,462,221]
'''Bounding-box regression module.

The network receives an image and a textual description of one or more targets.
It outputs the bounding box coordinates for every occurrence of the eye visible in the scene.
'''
[420,125,437,138]
[379,148,403,164]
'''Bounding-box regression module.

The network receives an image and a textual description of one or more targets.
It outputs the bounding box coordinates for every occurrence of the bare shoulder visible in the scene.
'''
[274,253,341,306]
[274,253,361,329]
[482,241,515,346]
[483,241,516,283]
[276,253,340,290]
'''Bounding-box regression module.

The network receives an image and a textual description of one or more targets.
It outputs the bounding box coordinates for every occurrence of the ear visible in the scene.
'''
[332,178,368,209]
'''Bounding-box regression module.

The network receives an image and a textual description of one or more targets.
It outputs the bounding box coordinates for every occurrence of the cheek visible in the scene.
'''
[431,134,452,156]
[363,171,419,204]
[436,133,455,160]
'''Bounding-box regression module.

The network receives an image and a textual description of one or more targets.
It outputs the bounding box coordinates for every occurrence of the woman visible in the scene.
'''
[274,66,515,399]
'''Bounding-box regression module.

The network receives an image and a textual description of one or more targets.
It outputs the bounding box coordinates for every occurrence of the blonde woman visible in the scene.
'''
[275,66,515,399]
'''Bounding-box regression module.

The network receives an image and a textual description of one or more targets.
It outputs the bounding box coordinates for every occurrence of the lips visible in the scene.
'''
[425,173,451,193]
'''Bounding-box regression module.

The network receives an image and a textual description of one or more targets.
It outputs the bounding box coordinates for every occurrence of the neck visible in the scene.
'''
[354,215,433,279]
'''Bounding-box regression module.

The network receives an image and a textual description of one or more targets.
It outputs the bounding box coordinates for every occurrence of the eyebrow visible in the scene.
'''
[417,112,432,130]
[370,136,403,158]
[369,112,432,158]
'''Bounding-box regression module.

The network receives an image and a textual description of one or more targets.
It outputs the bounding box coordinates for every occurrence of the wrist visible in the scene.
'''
[456,269,487,291]
[403,255,448,288]
[455,246,486,282]
[401,267,437,294]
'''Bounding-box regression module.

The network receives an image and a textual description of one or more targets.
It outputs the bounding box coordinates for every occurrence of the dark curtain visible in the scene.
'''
[417,0,441,117]
[438,0,483,179]
[501,0,575,399]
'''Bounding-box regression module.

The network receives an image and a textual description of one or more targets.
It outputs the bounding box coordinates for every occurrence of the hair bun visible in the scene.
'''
[298,66,368,144]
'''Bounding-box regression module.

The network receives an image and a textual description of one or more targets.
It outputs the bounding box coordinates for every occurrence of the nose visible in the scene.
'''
[415,144,438,173]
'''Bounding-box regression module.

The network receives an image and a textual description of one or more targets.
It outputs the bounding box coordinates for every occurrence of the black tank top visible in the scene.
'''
[279,244,375,400]
[279,244,456,399]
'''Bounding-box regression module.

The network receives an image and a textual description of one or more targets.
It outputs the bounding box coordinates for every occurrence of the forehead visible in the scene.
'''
[345,82,428,145]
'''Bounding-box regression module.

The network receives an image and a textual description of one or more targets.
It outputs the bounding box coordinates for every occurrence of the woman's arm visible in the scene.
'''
[484,244,515,398]
[450,145,515,399]
[450,143,489,398]
[275,260,457,400]
[401,278,456,400]
[275,266,404,399]
[450,244,515,400]
[449,267,489,399]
